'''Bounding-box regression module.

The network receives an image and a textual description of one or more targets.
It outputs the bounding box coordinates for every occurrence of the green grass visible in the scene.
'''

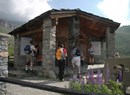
[115,26,130,57]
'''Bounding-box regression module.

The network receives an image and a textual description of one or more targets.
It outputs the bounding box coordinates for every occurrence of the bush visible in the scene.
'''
[69,78,124,95]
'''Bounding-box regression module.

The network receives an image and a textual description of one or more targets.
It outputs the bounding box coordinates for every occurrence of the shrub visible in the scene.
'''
[69,77,124,95]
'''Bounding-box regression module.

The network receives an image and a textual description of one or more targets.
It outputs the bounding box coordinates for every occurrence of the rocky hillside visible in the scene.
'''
[0,18,24,56]
[0,19,16,33]
[0,18,24,33]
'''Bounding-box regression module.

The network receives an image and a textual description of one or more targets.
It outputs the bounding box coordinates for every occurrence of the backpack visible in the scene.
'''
[61,48,66,60]
[63,48,67,57]
[75,48,80,56]
[24,44,32,54]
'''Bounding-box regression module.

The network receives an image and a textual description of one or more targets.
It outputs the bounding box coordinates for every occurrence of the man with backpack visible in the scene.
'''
[24,40,37,73]
[71,45,81,74]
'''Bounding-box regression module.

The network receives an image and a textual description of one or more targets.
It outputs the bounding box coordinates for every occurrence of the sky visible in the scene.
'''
[0,0,130,26]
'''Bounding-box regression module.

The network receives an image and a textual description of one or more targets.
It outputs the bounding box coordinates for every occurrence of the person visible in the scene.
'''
[56,44,66,81]
[61,44,67,65]
[34,44,39,66]
[25,40,37,72]
[61,44,67,58]
[88,44,95,65]
[35,45,39,57]
[81,52,85,67]
[114,52,120,58]
[113,66,118,81]
[117,65,123,82]
[71,45,81,74]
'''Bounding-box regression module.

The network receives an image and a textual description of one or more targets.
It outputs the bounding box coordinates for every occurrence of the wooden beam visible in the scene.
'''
[79,14,99,23]
[50,13,77,19]
[78,13,119,28]
[80,27,105,38]
[20,28,42,36]
[80,17,107,38]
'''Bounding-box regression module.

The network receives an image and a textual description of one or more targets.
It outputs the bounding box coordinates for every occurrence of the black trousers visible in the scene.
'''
[58,60,65,81]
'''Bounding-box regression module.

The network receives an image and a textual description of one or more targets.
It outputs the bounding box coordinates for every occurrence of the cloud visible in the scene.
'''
[97,0,130,26]
[0,0,52,22]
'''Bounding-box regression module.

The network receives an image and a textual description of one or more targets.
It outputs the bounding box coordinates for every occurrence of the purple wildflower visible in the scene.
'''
[80,77,85,85]
[87,70,90,81]
[118,70,122,82]
[72,74,77,81]
[96,69,103,85]
[89,68,95,84]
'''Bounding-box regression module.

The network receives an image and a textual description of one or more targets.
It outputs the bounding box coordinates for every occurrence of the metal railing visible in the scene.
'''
[0,77,95,95]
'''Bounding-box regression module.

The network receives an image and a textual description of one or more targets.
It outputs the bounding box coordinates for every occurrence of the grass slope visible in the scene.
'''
[115,25,130,57]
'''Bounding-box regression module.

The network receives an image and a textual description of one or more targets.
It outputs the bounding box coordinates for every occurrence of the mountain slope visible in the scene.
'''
[0,18,24,56]
[115,25,130,57]
[0,19,24,33]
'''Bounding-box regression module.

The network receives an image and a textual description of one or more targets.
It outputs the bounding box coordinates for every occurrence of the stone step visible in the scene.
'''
[8,64,104,78]
[8,69,36,78]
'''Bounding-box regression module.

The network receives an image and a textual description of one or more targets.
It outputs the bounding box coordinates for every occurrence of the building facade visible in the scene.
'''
[9,9,120,78]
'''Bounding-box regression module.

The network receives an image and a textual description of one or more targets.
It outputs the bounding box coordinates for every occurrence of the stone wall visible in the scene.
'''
[13,34,23,67]
[0,33,10,95]
[104,58,130,91]
[42,18,56,78]
[95,27,115,63]
[68,17,80,62]
[106,27,115,58]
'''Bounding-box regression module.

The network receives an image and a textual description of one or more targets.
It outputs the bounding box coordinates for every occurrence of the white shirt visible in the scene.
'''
[30,44,36,56]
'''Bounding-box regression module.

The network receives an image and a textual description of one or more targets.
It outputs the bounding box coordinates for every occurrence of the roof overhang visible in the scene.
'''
[9,9,120,36]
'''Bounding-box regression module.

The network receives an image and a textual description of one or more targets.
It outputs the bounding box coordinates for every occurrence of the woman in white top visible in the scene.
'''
[71,46,81,74]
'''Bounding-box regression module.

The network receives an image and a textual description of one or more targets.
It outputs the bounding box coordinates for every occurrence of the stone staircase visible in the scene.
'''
[8,67,36,78]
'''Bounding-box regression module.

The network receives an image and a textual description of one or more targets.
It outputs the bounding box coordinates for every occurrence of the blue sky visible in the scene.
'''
[48,0,100,15]
[48,0,130,26]
[0,0,130,26]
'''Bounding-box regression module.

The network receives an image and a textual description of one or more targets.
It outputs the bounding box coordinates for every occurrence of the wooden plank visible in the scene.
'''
[20,28,42,36]
[80,26,105,38]
[79,13,118,27]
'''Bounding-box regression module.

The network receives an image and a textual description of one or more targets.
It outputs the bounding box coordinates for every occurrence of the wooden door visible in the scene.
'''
[80,39,89,62]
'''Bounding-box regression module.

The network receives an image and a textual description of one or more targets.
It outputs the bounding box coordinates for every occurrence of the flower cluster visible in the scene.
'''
[69,68,124,95]
[70,69,103,86]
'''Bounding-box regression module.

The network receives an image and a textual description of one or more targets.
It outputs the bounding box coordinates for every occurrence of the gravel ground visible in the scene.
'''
[5,77,69,95]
